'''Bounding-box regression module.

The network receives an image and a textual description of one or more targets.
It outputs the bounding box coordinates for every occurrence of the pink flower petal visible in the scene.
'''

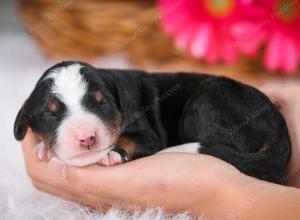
[161,10,190,34]
[230,21,255,38]
[240,30,267,57]
[205,33,219,64]
[159,0,300,73]
[241,0,254,4]
[280,37,298,74]
[174,25,195,49]
[222,36,238,63]
[189,23,212,58]
[264,31,282,72]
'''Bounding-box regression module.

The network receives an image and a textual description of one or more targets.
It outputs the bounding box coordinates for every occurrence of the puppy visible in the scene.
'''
[14,61,291,183]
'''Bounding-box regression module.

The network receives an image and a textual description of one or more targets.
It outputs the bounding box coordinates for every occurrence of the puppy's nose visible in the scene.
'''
[79,135,96,149]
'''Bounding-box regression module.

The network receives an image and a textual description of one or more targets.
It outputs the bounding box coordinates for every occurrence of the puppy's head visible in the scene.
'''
[14,61,122,166]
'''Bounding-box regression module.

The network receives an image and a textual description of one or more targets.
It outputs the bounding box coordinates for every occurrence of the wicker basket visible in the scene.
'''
[20,0,299,85]
[20,0,187,67]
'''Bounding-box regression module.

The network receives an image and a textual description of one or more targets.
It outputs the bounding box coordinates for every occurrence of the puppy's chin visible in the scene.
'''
[61,147,113,167]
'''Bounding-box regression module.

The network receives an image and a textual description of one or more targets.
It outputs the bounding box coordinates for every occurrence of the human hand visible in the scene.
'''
[260,87,300,187]
[22,129,246,216]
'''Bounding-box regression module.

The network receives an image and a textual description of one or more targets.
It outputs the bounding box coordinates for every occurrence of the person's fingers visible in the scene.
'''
[33,178,97,202]
[31,181,105,209]
[33,180,132,213]
[22,156,109,199]
[21,129,41,162]
[258,87,284,108]
[26,157,81,193]
[49,158,129,196]
[22,128,40,148]
[20,129,48,181]
[31,159,136,210]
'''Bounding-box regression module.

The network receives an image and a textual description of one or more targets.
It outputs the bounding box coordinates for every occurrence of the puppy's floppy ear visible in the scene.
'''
[14,100,31,141]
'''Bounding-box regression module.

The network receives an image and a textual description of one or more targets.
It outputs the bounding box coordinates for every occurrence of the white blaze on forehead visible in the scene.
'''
[47,64,87,112]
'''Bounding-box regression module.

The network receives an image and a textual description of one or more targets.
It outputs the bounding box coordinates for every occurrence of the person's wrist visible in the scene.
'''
[170,156,252,217]
[262,87,300,107]
[281,88,300,113]
[220,173,299,219]
[214,172,266,219]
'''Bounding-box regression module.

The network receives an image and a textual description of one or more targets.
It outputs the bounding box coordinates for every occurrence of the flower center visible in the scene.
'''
[274,0,300,23]
[204,0,236,18]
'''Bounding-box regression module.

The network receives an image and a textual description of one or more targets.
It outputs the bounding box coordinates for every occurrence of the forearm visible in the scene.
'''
[111,175,300,219]
[22,130,300,218]
[90,155,300,219]
[31,156,300,219]
[236,179,300,219]
[68,154,239,216]
[82,154,246,217]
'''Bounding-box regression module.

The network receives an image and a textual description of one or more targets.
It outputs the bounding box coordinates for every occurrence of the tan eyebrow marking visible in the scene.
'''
[95,90,103,103]
[258,143,269,153]
[116,136,136,160]
[48,99,58,112]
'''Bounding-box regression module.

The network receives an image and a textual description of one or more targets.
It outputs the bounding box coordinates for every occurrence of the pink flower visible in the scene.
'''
[158,0,258,64]
[231,0,300,74]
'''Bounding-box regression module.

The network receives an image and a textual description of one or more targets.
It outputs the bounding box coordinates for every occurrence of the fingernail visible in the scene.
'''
[49,158,66,179]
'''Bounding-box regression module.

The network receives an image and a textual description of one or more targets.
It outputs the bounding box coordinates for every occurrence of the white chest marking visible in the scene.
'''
[157,142,202,154]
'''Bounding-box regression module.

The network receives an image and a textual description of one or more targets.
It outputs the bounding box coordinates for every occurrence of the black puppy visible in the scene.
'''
[14,61,291,184]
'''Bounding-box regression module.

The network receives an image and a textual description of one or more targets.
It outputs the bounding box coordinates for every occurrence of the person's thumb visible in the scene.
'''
[49,158,67,179]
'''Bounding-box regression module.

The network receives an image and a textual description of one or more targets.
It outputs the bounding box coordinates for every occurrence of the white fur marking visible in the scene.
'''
[157,143,202,154]
[47,64,86,113]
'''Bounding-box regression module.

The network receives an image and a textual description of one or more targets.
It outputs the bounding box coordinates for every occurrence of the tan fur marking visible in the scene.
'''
[48,99,58,113]
[95,90,103,103]
[116,136,136,160]
[259,144,269,153]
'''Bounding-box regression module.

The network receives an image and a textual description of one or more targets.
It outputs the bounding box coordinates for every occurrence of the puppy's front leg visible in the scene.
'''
[98,130,162,166]
[98,136,136,166]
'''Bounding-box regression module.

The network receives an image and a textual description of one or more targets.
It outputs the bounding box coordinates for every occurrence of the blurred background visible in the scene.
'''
[1,0,300,218]
[2,0,300,156]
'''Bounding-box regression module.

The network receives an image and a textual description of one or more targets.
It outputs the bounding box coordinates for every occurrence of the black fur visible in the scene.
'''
[14,61,291,184]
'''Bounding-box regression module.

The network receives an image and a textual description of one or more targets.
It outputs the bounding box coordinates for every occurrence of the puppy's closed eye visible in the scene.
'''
[45,98,65,119]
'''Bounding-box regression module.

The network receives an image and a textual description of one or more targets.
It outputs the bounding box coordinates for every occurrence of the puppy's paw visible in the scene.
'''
[34,142,49,161]
[98,151,122,166]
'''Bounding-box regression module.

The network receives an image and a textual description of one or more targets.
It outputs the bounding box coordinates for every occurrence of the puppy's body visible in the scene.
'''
[14,61,291,184]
